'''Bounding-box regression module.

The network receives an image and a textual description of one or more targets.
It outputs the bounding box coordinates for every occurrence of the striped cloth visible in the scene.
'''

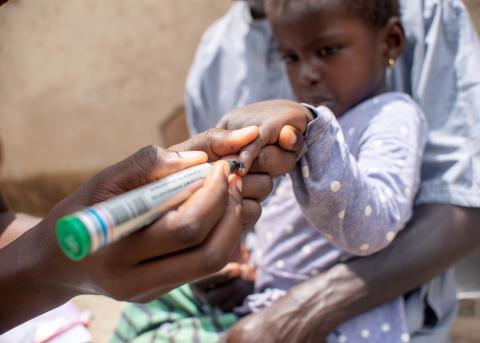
[111,285,239,343]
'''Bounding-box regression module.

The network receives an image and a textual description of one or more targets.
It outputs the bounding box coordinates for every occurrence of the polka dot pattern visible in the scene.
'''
[382,323,391,332]
[330,180,342,192]
[302,245,312,256]
[302,165,310,178]
[360,244,370,252]
[256,94,424,341]
[386,231,395,242]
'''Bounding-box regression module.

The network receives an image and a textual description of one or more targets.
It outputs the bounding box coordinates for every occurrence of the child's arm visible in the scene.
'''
[291,95,427,256]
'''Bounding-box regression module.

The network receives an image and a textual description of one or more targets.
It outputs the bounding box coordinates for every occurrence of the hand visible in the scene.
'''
[0,127,260,332]
[171,127,271,229]
[191,243,255,311]
[190,262,255,311]
[224,278,333,343]
[217,100,312,172]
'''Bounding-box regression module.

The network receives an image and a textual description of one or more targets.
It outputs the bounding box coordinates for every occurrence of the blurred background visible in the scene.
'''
[0,0,230,214]
[0,0,479,342]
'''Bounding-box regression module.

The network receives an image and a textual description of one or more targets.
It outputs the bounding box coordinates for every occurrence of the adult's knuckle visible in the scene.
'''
[209,180,229,204]
[243,201,262,228]
[134,145,160,171]
[263,175,274,193]
[176,218,206,247]
[257,148,269,170]
[205,128,223,141]
[202,247,229,275]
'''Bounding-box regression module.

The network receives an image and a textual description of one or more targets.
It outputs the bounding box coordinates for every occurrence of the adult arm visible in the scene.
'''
[225,204,480,342]
[0,127,259,333]
[0,193,41,248]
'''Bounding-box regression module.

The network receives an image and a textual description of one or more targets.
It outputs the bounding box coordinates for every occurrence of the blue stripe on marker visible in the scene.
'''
[87,208,108,247]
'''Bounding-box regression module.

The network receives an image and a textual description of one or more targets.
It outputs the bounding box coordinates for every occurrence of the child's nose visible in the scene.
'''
[299,60,322,86]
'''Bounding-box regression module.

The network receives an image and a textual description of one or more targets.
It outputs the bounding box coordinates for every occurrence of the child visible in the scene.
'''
[113,1,428,342]
[235,0,428,342]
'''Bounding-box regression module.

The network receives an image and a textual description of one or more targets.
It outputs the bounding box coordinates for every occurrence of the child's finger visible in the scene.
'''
[279,125,305,153]
[250,145,297,177]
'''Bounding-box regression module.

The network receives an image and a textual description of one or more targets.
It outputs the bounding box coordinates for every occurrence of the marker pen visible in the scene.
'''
[56,161,245,261]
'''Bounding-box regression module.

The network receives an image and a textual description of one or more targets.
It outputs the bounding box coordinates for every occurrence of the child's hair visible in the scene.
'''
[267,0,400,29]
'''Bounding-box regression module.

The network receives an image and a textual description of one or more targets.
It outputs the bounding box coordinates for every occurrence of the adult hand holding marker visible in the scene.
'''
[56,160,246,261]
[0,127,263,333]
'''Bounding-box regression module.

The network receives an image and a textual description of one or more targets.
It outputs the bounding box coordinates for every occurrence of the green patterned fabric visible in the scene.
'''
[111,285,239,343]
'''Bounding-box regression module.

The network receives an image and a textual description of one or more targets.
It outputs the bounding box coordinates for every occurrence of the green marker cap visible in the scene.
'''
[56,216,91,261]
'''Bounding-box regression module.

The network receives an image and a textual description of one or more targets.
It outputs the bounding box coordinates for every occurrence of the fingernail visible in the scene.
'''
[235,176,243,193]
[231,126,259,139]
[288,131,298,146]
[215,160,230,175]
[176,151,207,160]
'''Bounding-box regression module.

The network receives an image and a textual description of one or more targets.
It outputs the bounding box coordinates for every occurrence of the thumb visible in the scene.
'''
[279,125,305,154]
[100,145,208,192]
[169,127,259,161]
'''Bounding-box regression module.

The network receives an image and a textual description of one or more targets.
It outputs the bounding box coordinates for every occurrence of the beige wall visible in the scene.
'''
[0,0,230,180]
[466,0,480,32]
[0,0,479,214]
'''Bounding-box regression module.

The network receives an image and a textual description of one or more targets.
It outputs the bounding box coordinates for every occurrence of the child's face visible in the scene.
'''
[268,1,390,117]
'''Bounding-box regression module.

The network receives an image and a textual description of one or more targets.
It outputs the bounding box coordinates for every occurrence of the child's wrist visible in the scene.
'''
[300,103,318,124]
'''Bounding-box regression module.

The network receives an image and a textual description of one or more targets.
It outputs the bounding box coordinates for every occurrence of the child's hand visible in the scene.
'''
[217,100,314,173]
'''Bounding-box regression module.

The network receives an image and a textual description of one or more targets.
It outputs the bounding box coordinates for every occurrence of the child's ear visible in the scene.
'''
[382,17,406,65]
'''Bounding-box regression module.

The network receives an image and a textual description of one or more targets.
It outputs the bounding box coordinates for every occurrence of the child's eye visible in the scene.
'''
[280,52,299,64]
[317,45,342,57]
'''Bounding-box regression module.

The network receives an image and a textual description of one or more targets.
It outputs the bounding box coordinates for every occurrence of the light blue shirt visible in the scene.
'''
[185,1,480,341]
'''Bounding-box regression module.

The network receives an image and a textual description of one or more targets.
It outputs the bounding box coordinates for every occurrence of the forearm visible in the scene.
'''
[0,212,41,248]
[0,219,78,332]
[300,204,480,333]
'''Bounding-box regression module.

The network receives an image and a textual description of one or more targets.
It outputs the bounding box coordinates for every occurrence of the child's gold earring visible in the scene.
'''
[387,58,395,68]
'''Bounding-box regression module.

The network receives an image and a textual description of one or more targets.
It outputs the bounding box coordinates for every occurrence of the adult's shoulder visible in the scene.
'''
[194,3,247,61]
